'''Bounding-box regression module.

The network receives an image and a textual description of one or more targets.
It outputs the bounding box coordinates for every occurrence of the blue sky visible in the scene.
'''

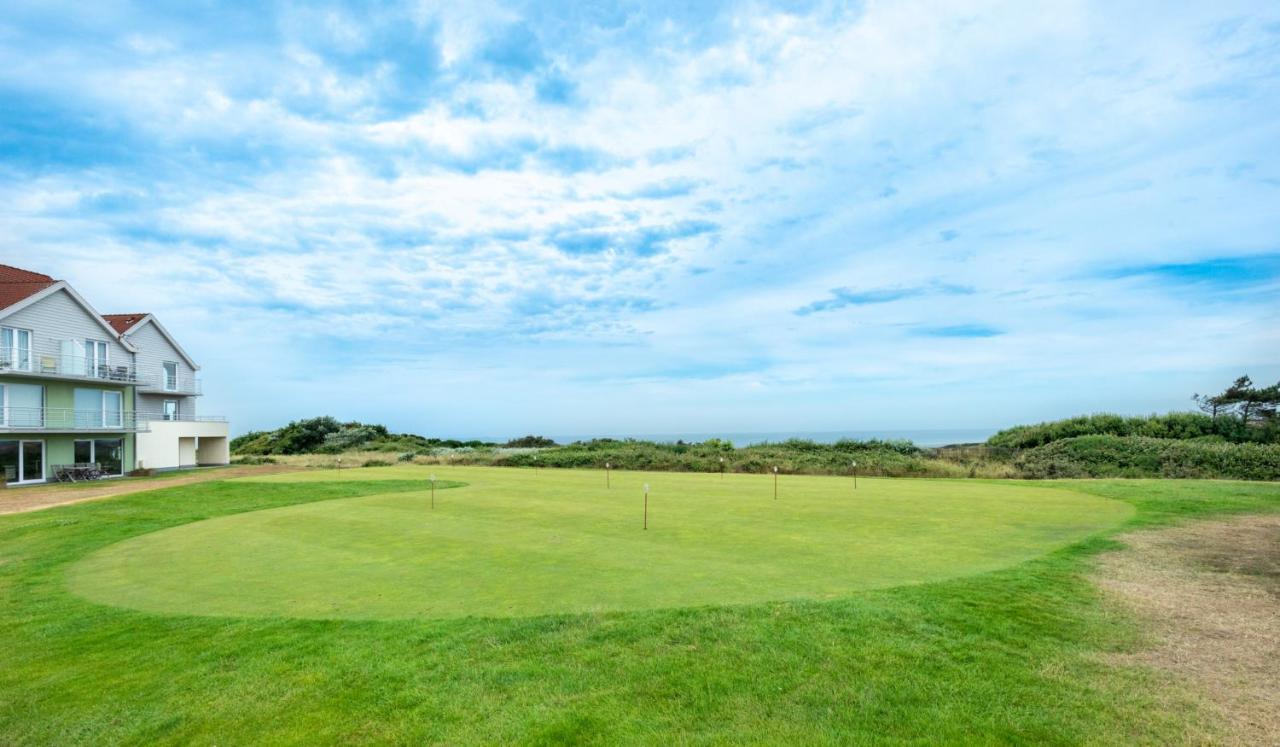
[2,0,1278,439]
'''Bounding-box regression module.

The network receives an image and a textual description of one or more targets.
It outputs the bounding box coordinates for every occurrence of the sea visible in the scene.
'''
[546,429,998,448]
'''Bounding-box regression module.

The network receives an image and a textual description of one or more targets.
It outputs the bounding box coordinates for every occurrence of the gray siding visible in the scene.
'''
[128,322,196,389]
[127,320,199,422]
[1,288,132,367]
[136,392,198,420]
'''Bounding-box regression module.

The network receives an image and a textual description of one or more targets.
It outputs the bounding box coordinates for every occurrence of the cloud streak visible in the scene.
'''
[1,0,1278,436]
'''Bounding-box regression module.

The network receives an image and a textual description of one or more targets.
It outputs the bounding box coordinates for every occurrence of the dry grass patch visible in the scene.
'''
[1097,514,1280,746]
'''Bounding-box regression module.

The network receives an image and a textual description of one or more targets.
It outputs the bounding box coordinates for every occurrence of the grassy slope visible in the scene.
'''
[67,468,1130,619]
[0,474,1276,744]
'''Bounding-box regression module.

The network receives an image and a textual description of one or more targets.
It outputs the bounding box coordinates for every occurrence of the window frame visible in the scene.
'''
[162,362,179,392]
[1,327,33,372]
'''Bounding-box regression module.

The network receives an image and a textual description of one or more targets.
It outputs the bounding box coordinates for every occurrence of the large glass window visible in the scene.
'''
[73,388,123,428]
[0,440,43,484]
[94,439,123,476]
[1,328,32,371]
[0,441,16,483]
[0,383,44,428]
[164,400,178,421]
[104,391,122,428]
[84,340,108,377]
[22,441,43,482]
[163,362,178,391]
[71,439,123,476]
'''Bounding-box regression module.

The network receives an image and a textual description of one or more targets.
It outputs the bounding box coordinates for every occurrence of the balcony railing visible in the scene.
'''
[139,375,203,395]
[0,343,145,385]
[143,414,227,423]
[0,407,148,432]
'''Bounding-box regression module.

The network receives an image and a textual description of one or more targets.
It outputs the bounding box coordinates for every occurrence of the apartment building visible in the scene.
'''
[0,264,229,484]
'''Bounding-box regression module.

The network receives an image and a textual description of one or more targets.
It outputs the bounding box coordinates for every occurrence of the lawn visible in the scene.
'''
[69,467,1130,619]
[1,468,1277,744]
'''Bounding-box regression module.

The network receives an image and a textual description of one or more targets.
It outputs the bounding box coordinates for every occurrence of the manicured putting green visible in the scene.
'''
[69,467,1132,620]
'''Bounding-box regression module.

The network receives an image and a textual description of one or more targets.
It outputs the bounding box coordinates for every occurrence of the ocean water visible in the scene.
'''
[550,429,998,448]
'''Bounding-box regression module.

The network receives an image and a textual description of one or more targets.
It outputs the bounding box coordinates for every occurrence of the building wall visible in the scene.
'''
[1,379,137,481]
[1,288,132,367]
[136,393,199,421]
[136,420,229,470]
[5,434,135,482]
[127,322,196,390]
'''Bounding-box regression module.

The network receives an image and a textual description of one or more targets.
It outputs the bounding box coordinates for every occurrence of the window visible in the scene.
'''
[1,327,32,371]
[0,440,44,483]
[73,388,123,429]
[84,340,108,377]
[164,400,178,421]
[0,383,44,428]
[163,362,179,391]
[73,438,124,476]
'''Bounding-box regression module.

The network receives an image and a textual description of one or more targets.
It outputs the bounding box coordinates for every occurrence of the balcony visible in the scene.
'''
[138,375,203,396]
[0,407,149,433]
[0,342,145,385]
[144,414,227,423]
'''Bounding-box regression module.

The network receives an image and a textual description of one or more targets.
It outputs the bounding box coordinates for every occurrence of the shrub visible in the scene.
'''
[362,460,393,468]
[1014,435,1280,480]
[988,412,1276,449]
[504,435,559,448]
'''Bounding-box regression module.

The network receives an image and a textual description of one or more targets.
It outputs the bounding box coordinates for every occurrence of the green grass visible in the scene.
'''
[0,469,1277,744]
[68,467,1130,619]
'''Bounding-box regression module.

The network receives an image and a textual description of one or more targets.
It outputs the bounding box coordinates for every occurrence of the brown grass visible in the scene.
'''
[1096,515,1280,746]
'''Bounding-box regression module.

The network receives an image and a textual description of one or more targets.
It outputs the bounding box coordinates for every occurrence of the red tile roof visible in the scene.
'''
[102,313,149,334]
[0,264,58,311]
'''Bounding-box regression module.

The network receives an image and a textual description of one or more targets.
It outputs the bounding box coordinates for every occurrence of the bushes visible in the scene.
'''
[504,435,559,448]
[493,439,995,477]
[988,412,1276,449]
[1014,435,1280,480]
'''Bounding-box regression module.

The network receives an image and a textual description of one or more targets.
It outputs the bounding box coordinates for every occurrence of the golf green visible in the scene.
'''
[68,467,1132,620]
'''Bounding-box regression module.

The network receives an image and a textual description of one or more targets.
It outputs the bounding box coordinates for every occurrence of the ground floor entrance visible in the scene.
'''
[0,440,45,484]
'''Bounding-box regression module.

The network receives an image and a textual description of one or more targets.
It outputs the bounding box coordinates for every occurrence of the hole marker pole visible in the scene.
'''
[430,474,436,509]
[606,462,611,489]
[851,460,858,491]
[773,466,778,500]
[643,482,649,530]
[719,456,724,480]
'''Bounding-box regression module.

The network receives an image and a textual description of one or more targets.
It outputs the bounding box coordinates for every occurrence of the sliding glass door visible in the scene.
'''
[73,438,124,476]
[0,440,45,484]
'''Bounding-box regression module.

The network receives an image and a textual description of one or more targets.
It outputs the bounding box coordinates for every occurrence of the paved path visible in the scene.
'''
[0,465,301,515]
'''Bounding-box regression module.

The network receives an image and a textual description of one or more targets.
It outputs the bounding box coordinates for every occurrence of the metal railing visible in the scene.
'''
[0,407,148,432]
[139,375,203,395]
[0,342,145,385]
[143,414,227,423]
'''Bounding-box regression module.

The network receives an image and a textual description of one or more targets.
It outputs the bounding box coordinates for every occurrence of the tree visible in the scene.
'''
[1194,375,1280,427]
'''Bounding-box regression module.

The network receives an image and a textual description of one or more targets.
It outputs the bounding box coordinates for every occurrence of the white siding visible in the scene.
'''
[2,289,131,365]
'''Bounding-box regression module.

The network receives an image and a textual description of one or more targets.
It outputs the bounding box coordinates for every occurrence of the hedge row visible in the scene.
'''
[475,439,1009,478]
[988,412,1279,449]
[1014,435,1280,480]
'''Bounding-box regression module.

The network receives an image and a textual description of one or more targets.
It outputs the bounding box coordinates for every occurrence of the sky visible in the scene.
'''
[1,0,1278,440]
